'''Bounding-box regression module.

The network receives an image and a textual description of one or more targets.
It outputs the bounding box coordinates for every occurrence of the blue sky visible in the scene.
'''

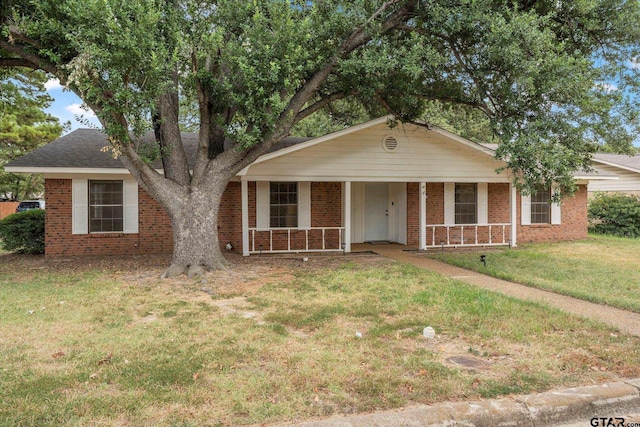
[44,76,639,147]
[44,78,102,132]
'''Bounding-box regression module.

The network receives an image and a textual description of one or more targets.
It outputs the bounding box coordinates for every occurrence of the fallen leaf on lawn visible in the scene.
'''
[89,373,98,379]
[313,395,319,403]
[97,353,113,365]
[51,351,65,359]
[417,368,428,376]
[193,373,200,380]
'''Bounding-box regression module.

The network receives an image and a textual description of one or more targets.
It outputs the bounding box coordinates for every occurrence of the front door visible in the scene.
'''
[364,182,388,241]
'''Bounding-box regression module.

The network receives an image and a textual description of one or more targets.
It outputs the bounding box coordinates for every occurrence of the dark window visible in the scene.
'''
[270,182,297,228]
[455,183,477,224]
[89,180,123,232]
[531,188,551,224]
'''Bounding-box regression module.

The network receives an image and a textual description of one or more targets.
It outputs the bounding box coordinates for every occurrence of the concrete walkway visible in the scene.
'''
[365,244,640,337]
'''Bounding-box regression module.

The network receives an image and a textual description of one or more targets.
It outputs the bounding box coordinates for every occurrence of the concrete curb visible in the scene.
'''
[284,379,640,426]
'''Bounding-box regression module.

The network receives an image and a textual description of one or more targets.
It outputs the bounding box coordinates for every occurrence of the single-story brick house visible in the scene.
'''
[5,117,614,257]
[588,153,640,196]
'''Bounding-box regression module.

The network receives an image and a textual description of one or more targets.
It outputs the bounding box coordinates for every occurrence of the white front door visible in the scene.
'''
[364,183,389,241]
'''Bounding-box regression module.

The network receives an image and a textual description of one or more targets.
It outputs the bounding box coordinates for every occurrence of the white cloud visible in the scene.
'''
[44,78,63,91]
[65,103,97,118]
[596,82,618,93]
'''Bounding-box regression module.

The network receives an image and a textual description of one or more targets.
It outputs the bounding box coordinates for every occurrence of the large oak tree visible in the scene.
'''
[1,0,639,276]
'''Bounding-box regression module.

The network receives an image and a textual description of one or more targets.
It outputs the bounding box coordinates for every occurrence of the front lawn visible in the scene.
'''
[429,234,640,313]
[1,252,639,426]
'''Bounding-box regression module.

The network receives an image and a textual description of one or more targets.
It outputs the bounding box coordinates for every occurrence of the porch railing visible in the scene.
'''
[425,223,511,248]
[249,227,345,254]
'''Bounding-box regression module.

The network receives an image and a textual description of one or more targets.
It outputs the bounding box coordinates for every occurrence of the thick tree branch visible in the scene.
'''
[276,0,419,140]
[295,92,346,123]
[154,70,191,187]
[0,40,59,75]
[0,57,36,68]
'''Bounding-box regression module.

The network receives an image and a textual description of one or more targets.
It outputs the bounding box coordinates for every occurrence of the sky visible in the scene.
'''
[44,76,639,147]
[44,78,102,132]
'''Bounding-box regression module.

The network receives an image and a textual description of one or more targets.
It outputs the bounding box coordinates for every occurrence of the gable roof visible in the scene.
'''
[250,116,496,167]
[592,153,640,173]
[5,128,312,172]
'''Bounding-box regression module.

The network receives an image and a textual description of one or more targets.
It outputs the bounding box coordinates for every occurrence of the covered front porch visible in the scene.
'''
[240,180,517,255]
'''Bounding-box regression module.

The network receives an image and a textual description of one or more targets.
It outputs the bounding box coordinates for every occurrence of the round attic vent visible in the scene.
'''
[382,135,399,152]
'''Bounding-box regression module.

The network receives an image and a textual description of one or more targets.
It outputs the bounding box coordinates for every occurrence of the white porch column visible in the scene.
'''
[419,181,427,250]
[241,179,250,256]
[510,183,517,247]
[344,181,351,253]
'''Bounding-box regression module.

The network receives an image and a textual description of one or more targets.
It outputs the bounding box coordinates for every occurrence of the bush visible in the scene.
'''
[0,209,45,254]
[588,192,640,238]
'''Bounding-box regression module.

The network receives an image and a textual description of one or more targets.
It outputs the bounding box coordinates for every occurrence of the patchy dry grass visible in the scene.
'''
[1,251,639,426]
[429,234,640,313]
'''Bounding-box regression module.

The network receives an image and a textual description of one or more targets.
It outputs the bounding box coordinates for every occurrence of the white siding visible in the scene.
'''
[588,163,640,193]
[245,123,507,182]
[72,179,88,234]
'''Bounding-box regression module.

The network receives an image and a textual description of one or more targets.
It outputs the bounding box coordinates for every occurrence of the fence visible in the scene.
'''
[0,202,19,220]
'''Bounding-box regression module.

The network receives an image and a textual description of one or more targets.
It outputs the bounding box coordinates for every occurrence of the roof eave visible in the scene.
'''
[592,158,640,174]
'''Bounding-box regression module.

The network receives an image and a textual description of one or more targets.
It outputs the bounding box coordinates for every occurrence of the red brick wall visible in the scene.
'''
[249,182,343,252]
[517,184,588,243]
[44,179,242,257]
[407,183,419,246]
[44,178,588,257]
[217,182,243,251]
[406,182,586,247]
[45,179,173,256]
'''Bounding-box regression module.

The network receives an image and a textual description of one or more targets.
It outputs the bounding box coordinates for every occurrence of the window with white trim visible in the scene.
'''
[270,182,298,228]
[455,183,477,224]
[89,180,124,232]
[531,187,551,224]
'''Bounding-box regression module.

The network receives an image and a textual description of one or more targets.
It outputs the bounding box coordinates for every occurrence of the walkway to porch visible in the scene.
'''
[358,243,640,337]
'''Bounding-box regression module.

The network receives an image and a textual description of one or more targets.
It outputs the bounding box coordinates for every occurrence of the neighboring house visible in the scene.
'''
[589,153,640,196]
[5,117,611,257]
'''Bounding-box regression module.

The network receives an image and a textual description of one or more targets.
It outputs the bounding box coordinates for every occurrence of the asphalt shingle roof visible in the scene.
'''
[593,153,640,172]
[6,129,312,169]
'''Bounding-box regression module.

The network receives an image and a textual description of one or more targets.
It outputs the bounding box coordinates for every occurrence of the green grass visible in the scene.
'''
[429,234,640,313]
[1,254,639,426]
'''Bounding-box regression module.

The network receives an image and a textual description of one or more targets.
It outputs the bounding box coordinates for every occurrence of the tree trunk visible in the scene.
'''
[160,178,230,279]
